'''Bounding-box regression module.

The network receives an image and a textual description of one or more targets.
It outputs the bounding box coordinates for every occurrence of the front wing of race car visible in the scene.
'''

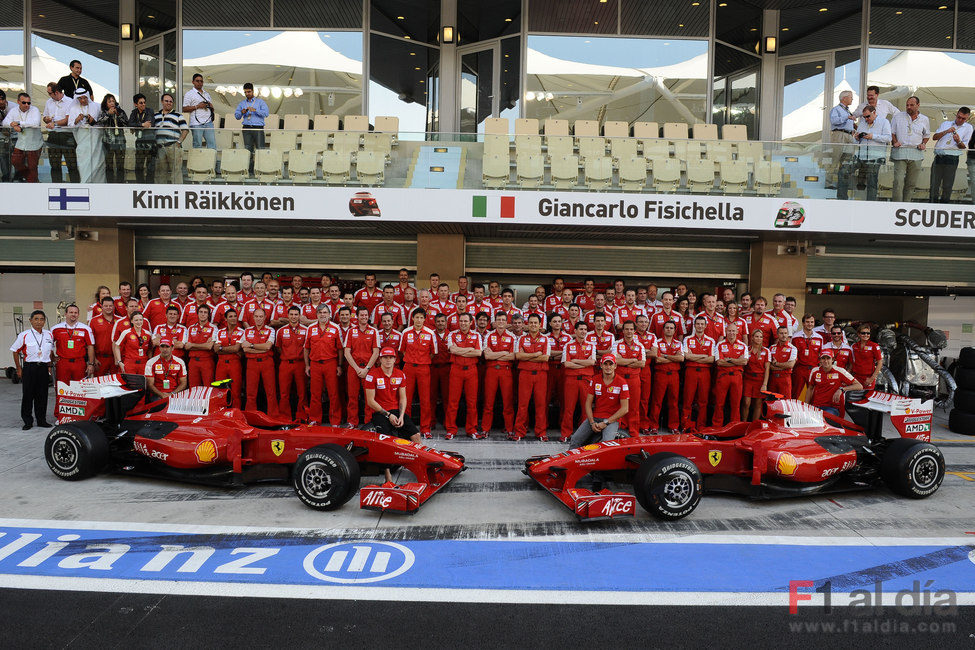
[353,440,466,514]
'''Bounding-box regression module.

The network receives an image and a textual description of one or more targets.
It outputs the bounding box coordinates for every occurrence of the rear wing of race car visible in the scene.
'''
[54,374,146,426]
[844,390,934,441]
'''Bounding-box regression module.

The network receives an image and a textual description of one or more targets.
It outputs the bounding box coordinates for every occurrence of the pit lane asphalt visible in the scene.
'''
[1,379,973,646]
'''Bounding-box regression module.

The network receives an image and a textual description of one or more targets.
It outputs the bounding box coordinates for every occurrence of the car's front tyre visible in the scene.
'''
[292,444,361,510]
[633,453,702,520]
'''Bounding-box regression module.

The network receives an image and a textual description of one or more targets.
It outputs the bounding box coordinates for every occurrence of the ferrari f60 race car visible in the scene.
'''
[45,375,464,513]
[525,391,944,521]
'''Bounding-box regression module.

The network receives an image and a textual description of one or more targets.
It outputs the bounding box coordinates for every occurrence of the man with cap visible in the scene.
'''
[365,347,420,482]
[144,338,187,400]
[806,350,862,417]
[569,353,630,448]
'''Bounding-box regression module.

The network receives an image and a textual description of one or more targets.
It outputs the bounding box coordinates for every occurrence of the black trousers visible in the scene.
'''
[21,362,49,426]
[242,126,265,174]
[46,132,79,183]
[370,409,419,439]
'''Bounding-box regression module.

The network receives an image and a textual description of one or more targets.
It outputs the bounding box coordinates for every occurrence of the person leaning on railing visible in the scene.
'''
[837,105,890,202]
[889,96,930,203]
[153,93,188,184]
[128,93,156,183]
[827,89,856,189]
[1,92,42,182]
[930,106,973,204]
[0,89,10,182]
[97,94,128,184]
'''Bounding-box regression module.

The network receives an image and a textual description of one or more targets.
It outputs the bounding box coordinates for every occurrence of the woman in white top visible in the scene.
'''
[9,310,54,430]
[67,88,105,183]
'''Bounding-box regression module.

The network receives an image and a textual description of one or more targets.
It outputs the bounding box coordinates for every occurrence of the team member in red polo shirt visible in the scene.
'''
[576,278,597,313]
[144,339,187,399]
[514,313,551,441]
[481,311,518,438]
[806,351,862,417]
[742,328,771,422]
[214,308,245,407]
[304,305,343,426]
[560,321,596,442]
[112,298,150,342]
[551,288,575,321]
[614,320,646,435]
[372,285,406,329]
[354,272,384,314]
[239,281,275,327]
[650,292,684,339]
[277,306,309,421]
[634,314,657,434]
[681,315,716,431]
[300,286,326,325]
[181,285,214,327]
[241,308,278,417]
[143,283,181,327]
[51,304,95,382]
[344,306,380,427]
[429,313,451,430]
[544,277,565,314]
[851,326,883,389]
[649,321,684,433]
[546,313,572,420]
[450,275,472,304]
[522,295,548,330]
[791,314,823,399]
[446,294,477,331]
[712,322,749,427]
[615,290,647,333]
[377,313,402,350]
[113,281,133,317]
[323,285,344,321]
[88,286,112,322]
[364,347,419,482]
[699,293,727,341]
[399,308,438,438]
[470,285,495,322]
[495,288,522,323]
[583,294,614,330]
[152,305,188,360]
[174,281,191,310]
[89,295,119,375]
[823,326,854,369]
[723,302,748,344]
[569,354,630,448]
[213,283,245,328]
[768,326,798,397]
[585,312,616,365]
[392,268,415,305]
[445,312,482,439]
[184,304,217,387]
[113,312,152,375]
[747,296,778,346]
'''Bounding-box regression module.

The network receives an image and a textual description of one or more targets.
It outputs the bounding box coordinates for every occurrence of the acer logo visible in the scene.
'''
[362,490,393,508]
[600,497,633,517]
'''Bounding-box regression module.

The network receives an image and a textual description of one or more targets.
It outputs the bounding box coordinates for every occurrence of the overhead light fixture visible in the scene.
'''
[442,26,455,44]
[397,15,405,19]
[764,36,777,53]
[819,7,827,12]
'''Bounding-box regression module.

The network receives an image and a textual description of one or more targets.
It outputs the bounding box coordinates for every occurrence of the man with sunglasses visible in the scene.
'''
[851,327,883,389]
[569,353,630,448]
[2,93,42,182]
[823,326,853,369]
[42,82,79,183]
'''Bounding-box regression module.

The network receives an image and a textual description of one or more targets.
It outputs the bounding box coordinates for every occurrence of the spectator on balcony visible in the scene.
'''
[182,73,216,150]
[889,96,929,203]
[2,92,42,182]
[67,89,104,183]
[42,82,78,183]
[852,85,897,121]
[827,89,856,189]
[97,94,128,184]
[57,60,93,100]
[153,93,188,184]
[0,89,10,181]
[837,105,890,202]
[128,93,156,183]
[930,106,973,204]
[234,82,269,176]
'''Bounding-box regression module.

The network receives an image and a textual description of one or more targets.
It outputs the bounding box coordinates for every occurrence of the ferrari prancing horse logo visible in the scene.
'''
[271,439,285,456]
[708,450,722,467]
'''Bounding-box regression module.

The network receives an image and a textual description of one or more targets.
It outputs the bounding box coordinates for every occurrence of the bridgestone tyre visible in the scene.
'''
[881,438,945,499]
[948,408,975,435]
[953,388,975,414]
[958,347,975,369]
[633,453,703,520]
[44,421,109,481]
[954,367,975,392]
[292,444,361,510]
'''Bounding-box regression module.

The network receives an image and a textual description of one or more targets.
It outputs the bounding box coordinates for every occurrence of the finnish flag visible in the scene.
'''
[48,188,90,211]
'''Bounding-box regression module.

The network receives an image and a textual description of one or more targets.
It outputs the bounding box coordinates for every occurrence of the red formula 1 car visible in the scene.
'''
[45,375,464,513]
[525,391,945,521]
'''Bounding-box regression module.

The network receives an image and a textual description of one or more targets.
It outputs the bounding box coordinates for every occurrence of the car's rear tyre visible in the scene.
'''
[948,408,975,435]
[44,422,109,481]
[881,438,945,499]
[633,453,702,520]
[292,444,361,510]
[958,347,975,369]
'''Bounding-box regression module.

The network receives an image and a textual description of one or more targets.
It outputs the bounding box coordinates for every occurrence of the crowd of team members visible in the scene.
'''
[49,269,884,444]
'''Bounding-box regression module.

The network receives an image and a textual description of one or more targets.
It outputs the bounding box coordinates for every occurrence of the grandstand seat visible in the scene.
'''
[301,131,329,153]
[287,149,318,183]
[223,113,243,130]
[692,123,718,140]
[343,114,370,131]
[186,148,217,182]
[264,113,280,131]
[218,149,250,182]
[283,114,310,130]
[550,154,580,189]
[719,160,749,195]
[363,132,393,163]
[484,117,509,135]
[313,114,340,133]
[545,135,574,162]
[633,121,660,144]
[736,141,764,165]
[651,158,681,193]
[721,124,748,141]
[482,153,510,188]
[356,150,385,186]
[484,133,510,158]
[268,130,298,152]
[753,161,783,195]
[686,159,715,193]
[515,118,540,135]
[215,130,235,150]
[618,156,647,192]
[574,120,600,137]
[642,140,670,161]
[577,136,606,162]
[254,149,284,183]
[584,156,613,191]
[705,142,735,169]
[663,122,689,140]
[610,137,638,166]
[322,150,352,184]
[674,140,703,163]
[516,152,545,188]
[912,167,932,201]
[374,116,400,145]
[877,164,894,200]
[603,121,629,138]
[544,118,569,136]
[332,132,361,159]
[515,134,542,158]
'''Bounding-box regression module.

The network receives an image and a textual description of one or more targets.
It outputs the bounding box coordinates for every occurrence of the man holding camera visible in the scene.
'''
[837,105,890,202]
[182,73,216,150]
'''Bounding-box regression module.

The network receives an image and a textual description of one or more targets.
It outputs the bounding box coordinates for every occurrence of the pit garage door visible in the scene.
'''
[807,243,975,287]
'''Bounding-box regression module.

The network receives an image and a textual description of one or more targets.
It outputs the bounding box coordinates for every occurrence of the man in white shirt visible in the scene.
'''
[182,73,216,150]
[42,82,79,183]
[930,106,973,203]
[1,92,43,182]
[838,105,890,201]
[852,85,897,121]
[889,96,930,203]
[10,310,54,429]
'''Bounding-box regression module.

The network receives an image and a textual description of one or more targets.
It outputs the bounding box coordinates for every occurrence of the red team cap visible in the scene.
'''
[159,338,173,346]
[819,350,834,358]
[601,354,617,364]
[380,347,397,357]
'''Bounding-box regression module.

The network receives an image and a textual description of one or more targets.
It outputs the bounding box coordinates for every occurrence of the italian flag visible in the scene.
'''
[472,195,515,219]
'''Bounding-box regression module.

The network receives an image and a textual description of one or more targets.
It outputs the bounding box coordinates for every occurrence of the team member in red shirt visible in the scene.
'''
[495,288,522,323]
[144,339,187,399]
[112,298,151,342]
[324,285,344,321]
[770,293,799,337]
[699,293,727,342]
[742,328,771,422]
[791,314,824,399]
[768,326,798,397]
[584,294,614,330]
[213,283,245,328]
[446,294,477,331]
[113,281,133,317]
[445,312,482,439]
[429,313,452,430]
[546,313,572,419]
[392,268,415,305]
[551,288,575,321]
[89,295,119,375]
[481,311,518,438]
[806,351,862,417]
[399,308,438,438]
[184,304,216,387]
[576,278,597,313]
[712,322,749,427]
[364,348,419,481]
[377,313,402,350]
[615,290,647,333]
[239,281,276,327]
[181,285,214,327]
[681,315,716,431]
[585,313,616,364]
[354,272,384,314]
[650,292,684,339]
[470,285,495,322]
[522,295,548,330]
[238,272,255,302]
[514,313,552,441]
[851,326,883,389]
[152,305,188,360]
[564,304,583,333]
[724,301,748,344]
[300,286,326,325]
[823,326,854,369]
[649,321,684,433]
[304,305,343,426]
[813,309,838,342]
[634,314,658,433]
[450,275,472,304]
[747,296,778,346]
[344,307,380,427]
[569,354,630,448]
[51,304,95,382]
[372,285,406,329]
[113,311,152,375]
[269,287,295,328]
[276,306,309,421]
[88,285,112,322]
[614,320,646,435]
[174,282,191,310]
[143,283,181,326]
[560,321,596,442]
[215,308,245,407]
[241,308,278,417]
[544,277,565,314]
